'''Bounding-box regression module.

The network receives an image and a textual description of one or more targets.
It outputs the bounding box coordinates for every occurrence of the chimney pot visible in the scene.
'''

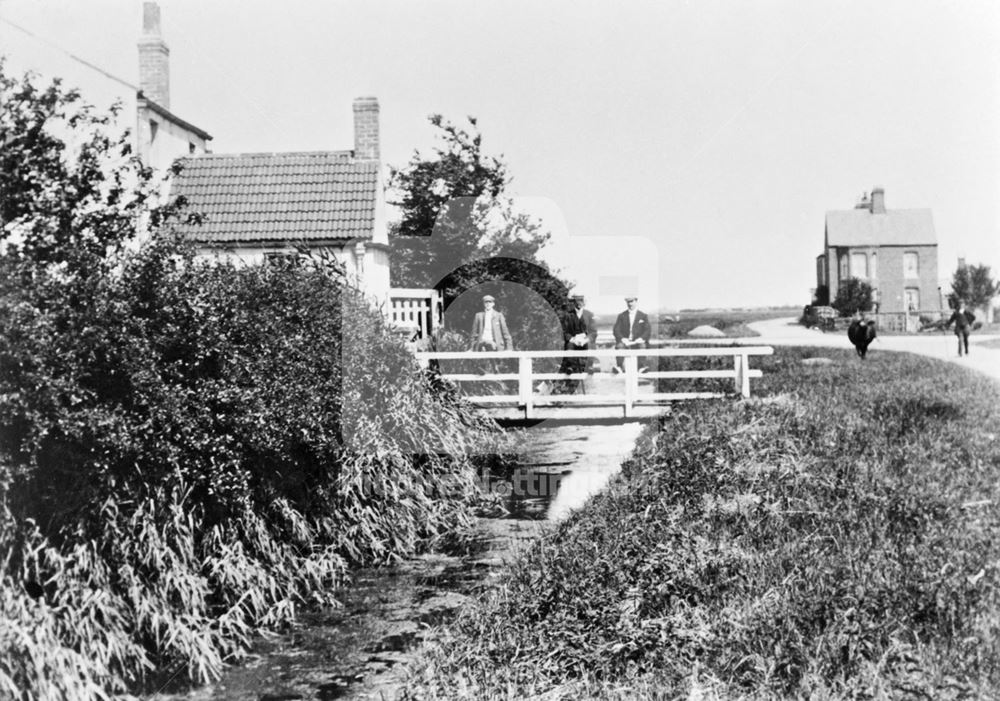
[138,2,170,109]
[353,97,380,161]
[871,186,886,214]
[142,2,162,35]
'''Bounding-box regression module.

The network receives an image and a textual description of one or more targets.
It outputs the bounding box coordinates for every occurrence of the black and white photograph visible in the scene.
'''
[1,1,999,698]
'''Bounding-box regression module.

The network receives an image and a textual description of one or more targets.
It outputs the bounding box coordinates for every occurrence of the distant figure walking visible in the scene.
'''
[612,296,651,373]
[557,294,597,393]
[469,294,513,351]
[946,300,975,356]
[847,317,877,359]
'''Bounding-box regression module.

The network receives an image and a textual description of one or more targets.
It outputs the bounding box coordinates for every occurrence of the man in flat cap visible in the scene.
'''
[612,296,651,373]
[469,294,513,351]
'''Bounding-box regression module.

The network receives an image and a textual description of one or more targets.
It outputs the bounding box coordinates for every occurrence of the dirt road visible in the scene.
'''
[745,317,1000,382]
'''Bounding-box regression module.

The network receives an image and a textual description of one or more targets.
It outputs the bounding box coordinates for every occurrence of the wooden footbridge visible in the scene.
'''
[415,346,774,420]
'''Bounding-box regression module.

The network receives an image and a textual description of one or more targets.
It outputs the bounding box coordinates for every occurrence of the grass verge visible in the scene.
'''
[402,347,1000,699]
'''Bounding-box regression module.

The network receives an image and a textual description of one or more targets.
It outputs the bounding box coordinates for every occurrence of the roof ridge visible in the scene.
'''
[183,150,355,159]
[826,207,934,215]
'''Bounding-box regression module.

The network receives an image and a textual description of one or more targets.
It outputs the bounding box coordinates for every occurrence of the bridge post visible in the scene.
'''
[734,353,750,398]
[518,356,534,419]
[624,354,638,417]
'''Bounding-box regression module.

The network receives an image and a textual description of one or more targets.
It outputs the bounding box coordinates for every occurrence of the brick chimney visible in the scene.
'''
[871,186,886,214]
[138,2,170,109]
[353,97,380,161]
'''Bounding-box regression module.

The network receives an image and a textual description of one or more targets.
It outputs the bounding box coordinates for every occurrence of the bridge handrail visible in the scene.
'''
[416,346,775,360]
[415,346,774,418]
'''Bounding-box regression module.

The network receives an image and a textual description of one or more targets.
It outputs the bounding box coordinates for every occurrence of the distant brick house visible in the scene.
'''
[169,97,391,307]
[816,187,942,315]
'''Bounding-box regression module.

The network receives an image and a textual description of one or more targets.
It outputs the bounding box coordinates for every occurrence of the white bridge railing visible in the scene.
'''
[415,346,774,419]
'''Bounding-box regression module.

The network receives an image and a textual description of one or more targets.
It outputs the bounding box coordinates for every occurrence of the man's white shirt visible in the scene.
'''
[481,310,495,343]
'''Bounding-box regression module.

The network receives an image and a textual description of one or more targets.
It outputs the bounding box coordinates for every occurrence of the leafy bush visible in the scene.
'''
[403,348,1000,698]
[0,62,505,696]
[0,237,503,696]
[813,284,830,306]
[832,277,874,316]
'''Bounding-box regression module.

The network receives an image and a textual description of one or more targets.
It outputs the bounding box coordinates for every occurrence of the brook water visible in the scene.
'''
[150,420,645,701]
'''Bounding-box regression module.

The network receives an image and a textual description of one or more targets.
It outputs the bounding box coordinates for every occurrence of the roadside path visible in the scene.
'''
[745,317,1000,383]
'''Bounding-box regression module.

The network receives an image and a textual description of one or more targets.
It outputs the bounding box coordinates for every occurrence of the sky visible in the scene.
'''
[1,0,998,313]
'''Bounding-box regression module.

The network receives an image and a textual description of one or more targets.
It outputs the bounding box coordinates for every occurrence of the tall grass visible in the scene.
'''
[0,238,504,698]
[402,348,1000,699]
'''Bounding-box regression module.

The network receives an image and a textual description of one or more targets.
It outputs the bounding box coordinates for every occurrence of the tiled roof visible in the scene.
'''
[170,151,378,244]
[825,209,936,247]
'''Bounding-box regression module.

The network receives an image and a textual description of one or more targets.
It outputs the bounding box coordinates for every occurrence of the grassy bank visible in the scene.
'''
[403,347,1000,699]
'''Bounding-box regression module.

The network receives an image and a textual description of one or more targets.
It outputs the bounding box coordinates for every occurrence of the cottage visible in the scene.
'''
[168,97,391,306]
[816,187,942,319]
[3,1,394,312]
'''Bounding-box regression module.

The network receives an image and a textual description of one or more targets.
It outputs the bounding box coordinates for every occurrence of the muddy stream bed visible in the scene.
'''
[150,421,645,701]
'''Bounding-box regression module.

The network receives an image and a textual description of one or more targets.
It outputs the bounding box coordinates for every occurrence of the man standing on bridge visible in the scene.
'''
[557,294,597,393]
[612,296,651,373]
[469,294,513,352]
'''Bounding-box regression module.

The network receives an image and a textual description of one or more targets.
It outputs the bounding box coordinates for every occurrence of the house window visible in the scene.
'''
[839,254,849,279]
[904,287,920,312]
[850,252,867,278]
[264,250,297,264]
[903,252,919,278]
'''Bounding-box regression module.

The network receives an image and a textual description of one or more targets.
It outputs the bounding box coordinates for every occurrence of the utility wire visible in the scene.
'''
[0,13,138,91]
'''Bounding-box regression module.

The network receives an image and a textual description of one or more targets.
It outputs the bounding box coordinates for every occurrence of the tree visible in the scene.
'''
[388,115,509,286]
[812,284,829,306]
[388,115,573,349]
[948,262,998,310]
[832,278,874,316]
[0,58,169,273]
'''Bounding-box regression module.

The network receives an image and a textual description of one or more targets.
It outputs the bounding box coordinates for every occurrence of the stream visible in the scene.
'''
[149,420,645,701]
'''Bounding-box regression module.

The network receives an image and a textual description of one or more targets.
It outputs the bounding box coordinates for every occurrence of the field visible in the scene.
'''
[592,306,801,340]
[401,347,1000,699]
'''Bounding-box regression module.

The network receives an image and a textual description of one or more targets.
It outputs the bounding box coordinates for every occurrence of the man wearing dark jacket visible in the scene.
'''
[558,294,597,393]
[612,296,651,372]
[946,300,976,356]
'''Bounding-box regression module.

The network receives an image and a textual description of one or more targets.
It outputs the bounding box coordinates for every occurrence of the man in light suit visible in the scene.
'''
[469,294,513,351]
[612,296,651,373]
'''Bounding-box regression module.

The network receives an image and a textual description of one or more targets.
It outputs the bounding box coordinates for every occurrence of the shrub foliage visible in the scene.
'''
[0,63,498,697]
[832,277,874,316]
